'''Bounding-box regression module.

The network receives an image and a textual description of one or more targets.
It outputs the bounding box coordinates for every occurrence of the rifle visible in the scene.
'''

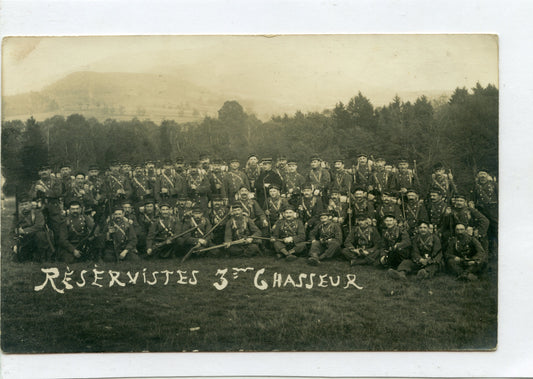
[194,238,248,254]
[76,221,98,255]
[181,212,230,262]
[153,225,198,250]
[43,223,56,256]
[13,187,21,257]
[263,181,272,232]
[347,179,352,234]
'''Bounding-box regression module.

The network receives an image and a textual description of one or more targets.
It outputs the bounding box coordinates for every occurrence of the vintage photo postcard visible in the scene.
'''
[1,34,498,354]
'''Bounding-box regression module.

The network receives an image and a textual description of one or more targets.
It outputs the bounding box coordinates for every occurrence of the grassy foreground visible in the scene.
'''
[1,199,497,353]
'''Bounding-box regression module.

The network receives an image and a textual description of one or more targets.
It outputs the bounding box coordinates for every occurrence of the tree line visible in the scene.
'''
[1,83,498,195]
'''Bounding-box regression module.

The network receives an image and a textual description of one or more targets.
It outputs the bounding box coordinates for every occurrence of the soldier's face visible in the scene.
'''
[134,168,143,175]
[319,215,329,223]
[399,163,408,171]
[478,172,489,182]
[239,189,249,199]
[213,201,224,208]
[358,157,367,164]
[39,169,51,179]
[145,204,154,213]
[164,166,172,174]
[232,207,243,217]
[310,160,320,169]
[419,223,429,234]
[146,164,155,172]
[175,163,184,171]
[455,224,466,235]
[269,188,279,198]
[122,204,132,214]
[70,205,81,216]
[302,189,312,197]
[60,167,71,177]
[110,165,120,172]
[75,175,85,185]
[376,160,385,168]
[20,201,32,212]
[407,193,417,201]
[334,162,343,170]
[331,192,340,200]
[287,164,297,172]
[88,169,99,177]
[160,206,171,216]
[435,169,445,177]
[284,209,296,220]
[230,162,240,170]
[248,157,258,165]
[384,217,396,228]
[177,201,186,207]
[113,210,124,220]
[430,192,441,202]
[192,211,203,219]
[263,162,272,170]
[122,165,131,172]
[385,165,392,172]
[454,198,466,208]
[354,191,364,200]
[213,164,221,172]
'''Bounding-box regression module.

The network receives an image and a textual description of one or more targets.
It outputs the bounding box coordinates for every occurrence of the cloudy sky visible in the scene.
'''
[2,35,498,109]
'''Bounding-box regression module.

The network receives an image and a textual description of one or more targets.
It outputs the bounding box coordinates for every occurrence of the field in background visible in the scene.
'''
[1,199,497,353]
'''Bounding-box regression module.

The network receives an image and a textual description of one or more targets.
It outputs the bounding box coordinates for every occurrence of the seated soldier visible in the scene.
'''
[182,206,213,255]
[327,188,348,227]
[308,211,343,266]
[271,205,307,261]
[209,194,229,245]
[379,213,413,280]
[401,188,429,236]
[445,223,487,281]
[102,206,139,262]
[224,203,262,257]
[376,191,403,232]
[146,202,182,259]
[342,214,382,266]
[58,200,99,263]
[174,195,193,224]
[137,196,158,255]
[349,187,376,226]
[411,221,443,279]
[264,185,289,229]
[297,184,323,237]
[235,186,269,231]
[14,194,50,262]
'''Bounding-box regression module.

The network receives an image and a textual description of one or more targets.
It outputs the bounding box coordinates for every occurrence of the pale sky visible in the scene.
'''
[2,35,498,107]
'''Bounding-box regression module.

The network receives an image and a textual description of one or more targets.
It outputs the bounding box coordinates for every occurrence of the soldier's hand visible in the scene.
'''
[166,238,172,245]
[270,237,276,243]
[161,188,168,194]
[245,237,253,244]
[362,249,369,256]
[119,249,128,259]
[473,229,480,238]
[332,217,338,223]
[198,238,207,246]
[35,184,46,193]
[347,208,352,214]
[467,260,476,266]
[224,242,231,249]
[445,207,452,215]
[298,205,304,211]
[338,217,344,224]
[454,256,462,262]
[468,201,475,209]
[18,227,25,234]
[73,249,82,259]
[419,258,428,266]
[288,189,293,194]
[400,188,407,194]
[350,247,357,253]
[265,210,270,216]
[215,184,221,189]
[262,220,269,227]
[466,226,474,236]
[190,185,197,190]
[284,237,293,244]
[147,248,153,255]
[313,189,320,196]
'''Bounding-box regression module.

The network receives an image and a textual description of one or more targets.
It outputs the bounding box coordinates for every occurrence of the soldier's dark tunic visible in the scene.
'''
[309,220,342,261]
[445,234,487,277]
[411,232,443,277]
[182,215,213,251]
[137,210,156,254]
[30,176,64,249]
[297,196,323,234]
[58,213,97,262]
[224,215,262,257]
[209,204,229,244]
[146,214,182,258]
[342,224,382,265]
[131,173,153,206]
[403,200,429,236]
[376,201,403,231]
[330,169,353,195]
[103,216,139,262]
[208,170,228,201]
[105,172,133,203]
[392,169,420,195]
[186,171,210,212]
[353,164,371,191]
[283,171,306,204]
[350,197,376,223]
[255,169,284,209]
[15,208,49,262]
[471,179,498,243]
[380,225,413,272]
[431,173,457,199]
[271,218,307,257]
[441,206,490,251]
[225,169,250,201]
[426,198,447,235]
[236,198,268,229]
[265,196,289,227]
[65,181,96,212]
[370,169,393,196]
[306,167,331,199]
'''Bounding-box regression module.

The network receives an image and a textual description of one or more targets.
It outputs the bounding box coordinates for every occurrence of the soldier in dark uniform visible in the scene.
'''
[102,206,139,262]
[350,187,376,225]
[121,199,142,239]
[209,195,229,245]
[330,159,353,195]
[105,161,132,206]
[297,184,323,237]
[431,163,457,199]
[145,160,160,197]
[379,214,413,280]
[244,154,261,193]
[65,172,95,212]
[87,165,106,225]
[401,188,429,236]
[271,205,307,260]
[186,162,211,212]
[58,200,98,263]
[234,186,269,231]
[307,155,331,203]
[392,159,420,197]
[353,153,372,191]
[225,158,250,202]
[208,158,228,203]
[426,187,448,238]
[411,221,443,279]
[264,185,289,229]
[445,223,487,281]
[274,155,289,182]
[137,196,157,256]
[376,191,403,232]
[308,211,343,266]
[13,194,50,262]
[58,163,74,203]
[182,206,213,256]
[174,195,193,224]
[370,157,392,199]
[342,214,382,266]
[326,188,348,232]
[470,169,498,251]
[283,159,306,206]
[224,203,262,257]
[255,157,284,210]
[131,165,154,207]
[146,202,182,259]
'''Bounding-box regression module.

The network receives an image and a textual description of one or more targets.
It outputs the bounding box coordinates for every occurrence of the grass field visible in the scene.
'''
[0,198,497,353]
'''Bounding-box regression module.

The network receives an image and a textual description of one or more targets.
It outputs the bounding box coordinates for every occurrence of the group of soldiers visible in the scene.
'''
[13,153,498,281]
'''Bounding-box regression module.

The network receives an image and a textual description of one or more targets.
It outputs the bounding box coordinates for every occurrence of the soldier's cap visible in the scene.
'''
[452,194,467,200]
[121,199,132,206]
[277,155,287,161]
[110,160,121,167]
[333,158,344,164]
[353,186,366,193]
[406,188,418,194]
[433,162,445,171]
[478,168,489,174]
[398,158,408,164]
[376,157,386,162]
[212,158,223,164]
[199,153,209,160]
[88,164,100,171]
[261,157,273,163]
[75,172,86,178]
[112,204,124,213]
[159,202,171,209]
[310,155,321,162]
[382,190,395,197]
[283,204,296,212]
[211,194,224,202]
[192,205,203,213]
[302,184,313,190]
[429,187,444,195]
[68,200,82,208]
[357,153,368,158]
[319,211,330,217]
[269,184,280,191]
[418,220,430,227]
[329,188,341,194]
[287,159,297,165]
[230,203,243,210]
[229,158,240,163]
[175,157,185,164]
[144,196,155,205]
[355,214,369,220]
[145,159,155,165]
[189,160,199,167]
[247,153,258,160]
[238,185,249,191]
[163,160,173,166]
[18,193,31,203]
[383,213,397,219]
[177,195,189,201]
[60,162,72,169]
[38,164,51,171]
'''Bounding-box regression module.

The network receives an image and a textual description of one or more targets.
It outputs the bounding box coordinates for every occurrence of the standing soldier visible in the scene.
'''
[341,214,382,266]
[307,155,331,203]
[13,194,50,262]
[137,196,157,256]
[470,169,498,252]
[225,158,250,202]
[102,205,139,262]
[370,157,392,199]
[379,214,413,280]
[411,221,443,279]
[401,188,429,236]
[283,159,306,206]
[255,157,284,210]
[105,161,132,206]
[350,187,376,224]
[208,158,228,202]
[271,205,307,260]
[159,160,186,206]
[224,203,262,257]
[392,158,420,197]
[87,165,106,225]
[174,195,193,224]
[234,187,268,232]
[58,200,98,263]
[264,185,289,229]
[297,184,324,237]
[209,194,230,245]
[353,153,372,191]
[376,191,403,232]
[244,154,261,193]
[330,159,353,195]
[131,165,153,207]
[445,223,487,281]
[308,211,343,266]
[326,188,348,229]
[431,163,457,199]
[145,160,160,196]
[146,202,182,259]
[65,172,95,213]
[426,187,448,239]
[58,163,74,202]
[186,162,211,212]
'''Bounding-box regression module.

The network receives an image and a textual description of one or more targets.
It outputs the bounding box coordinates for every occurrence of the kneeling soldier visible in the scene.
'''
[342,215,382,266]
[445,223,487,281]
[58,200,99,263]
[308,211,343,266]
[146,202,182,259]
[411,221,443,279]
[224,203,262,257]
[379,213,413,280]
[103,206,139,262]
[182,206,213,255]
[14,194,50,262]
[271,205,307,261]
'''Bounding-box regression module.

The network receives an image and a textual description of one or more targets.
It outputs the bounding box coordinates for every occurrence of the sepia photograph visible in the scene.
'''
[1,34,498,355]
